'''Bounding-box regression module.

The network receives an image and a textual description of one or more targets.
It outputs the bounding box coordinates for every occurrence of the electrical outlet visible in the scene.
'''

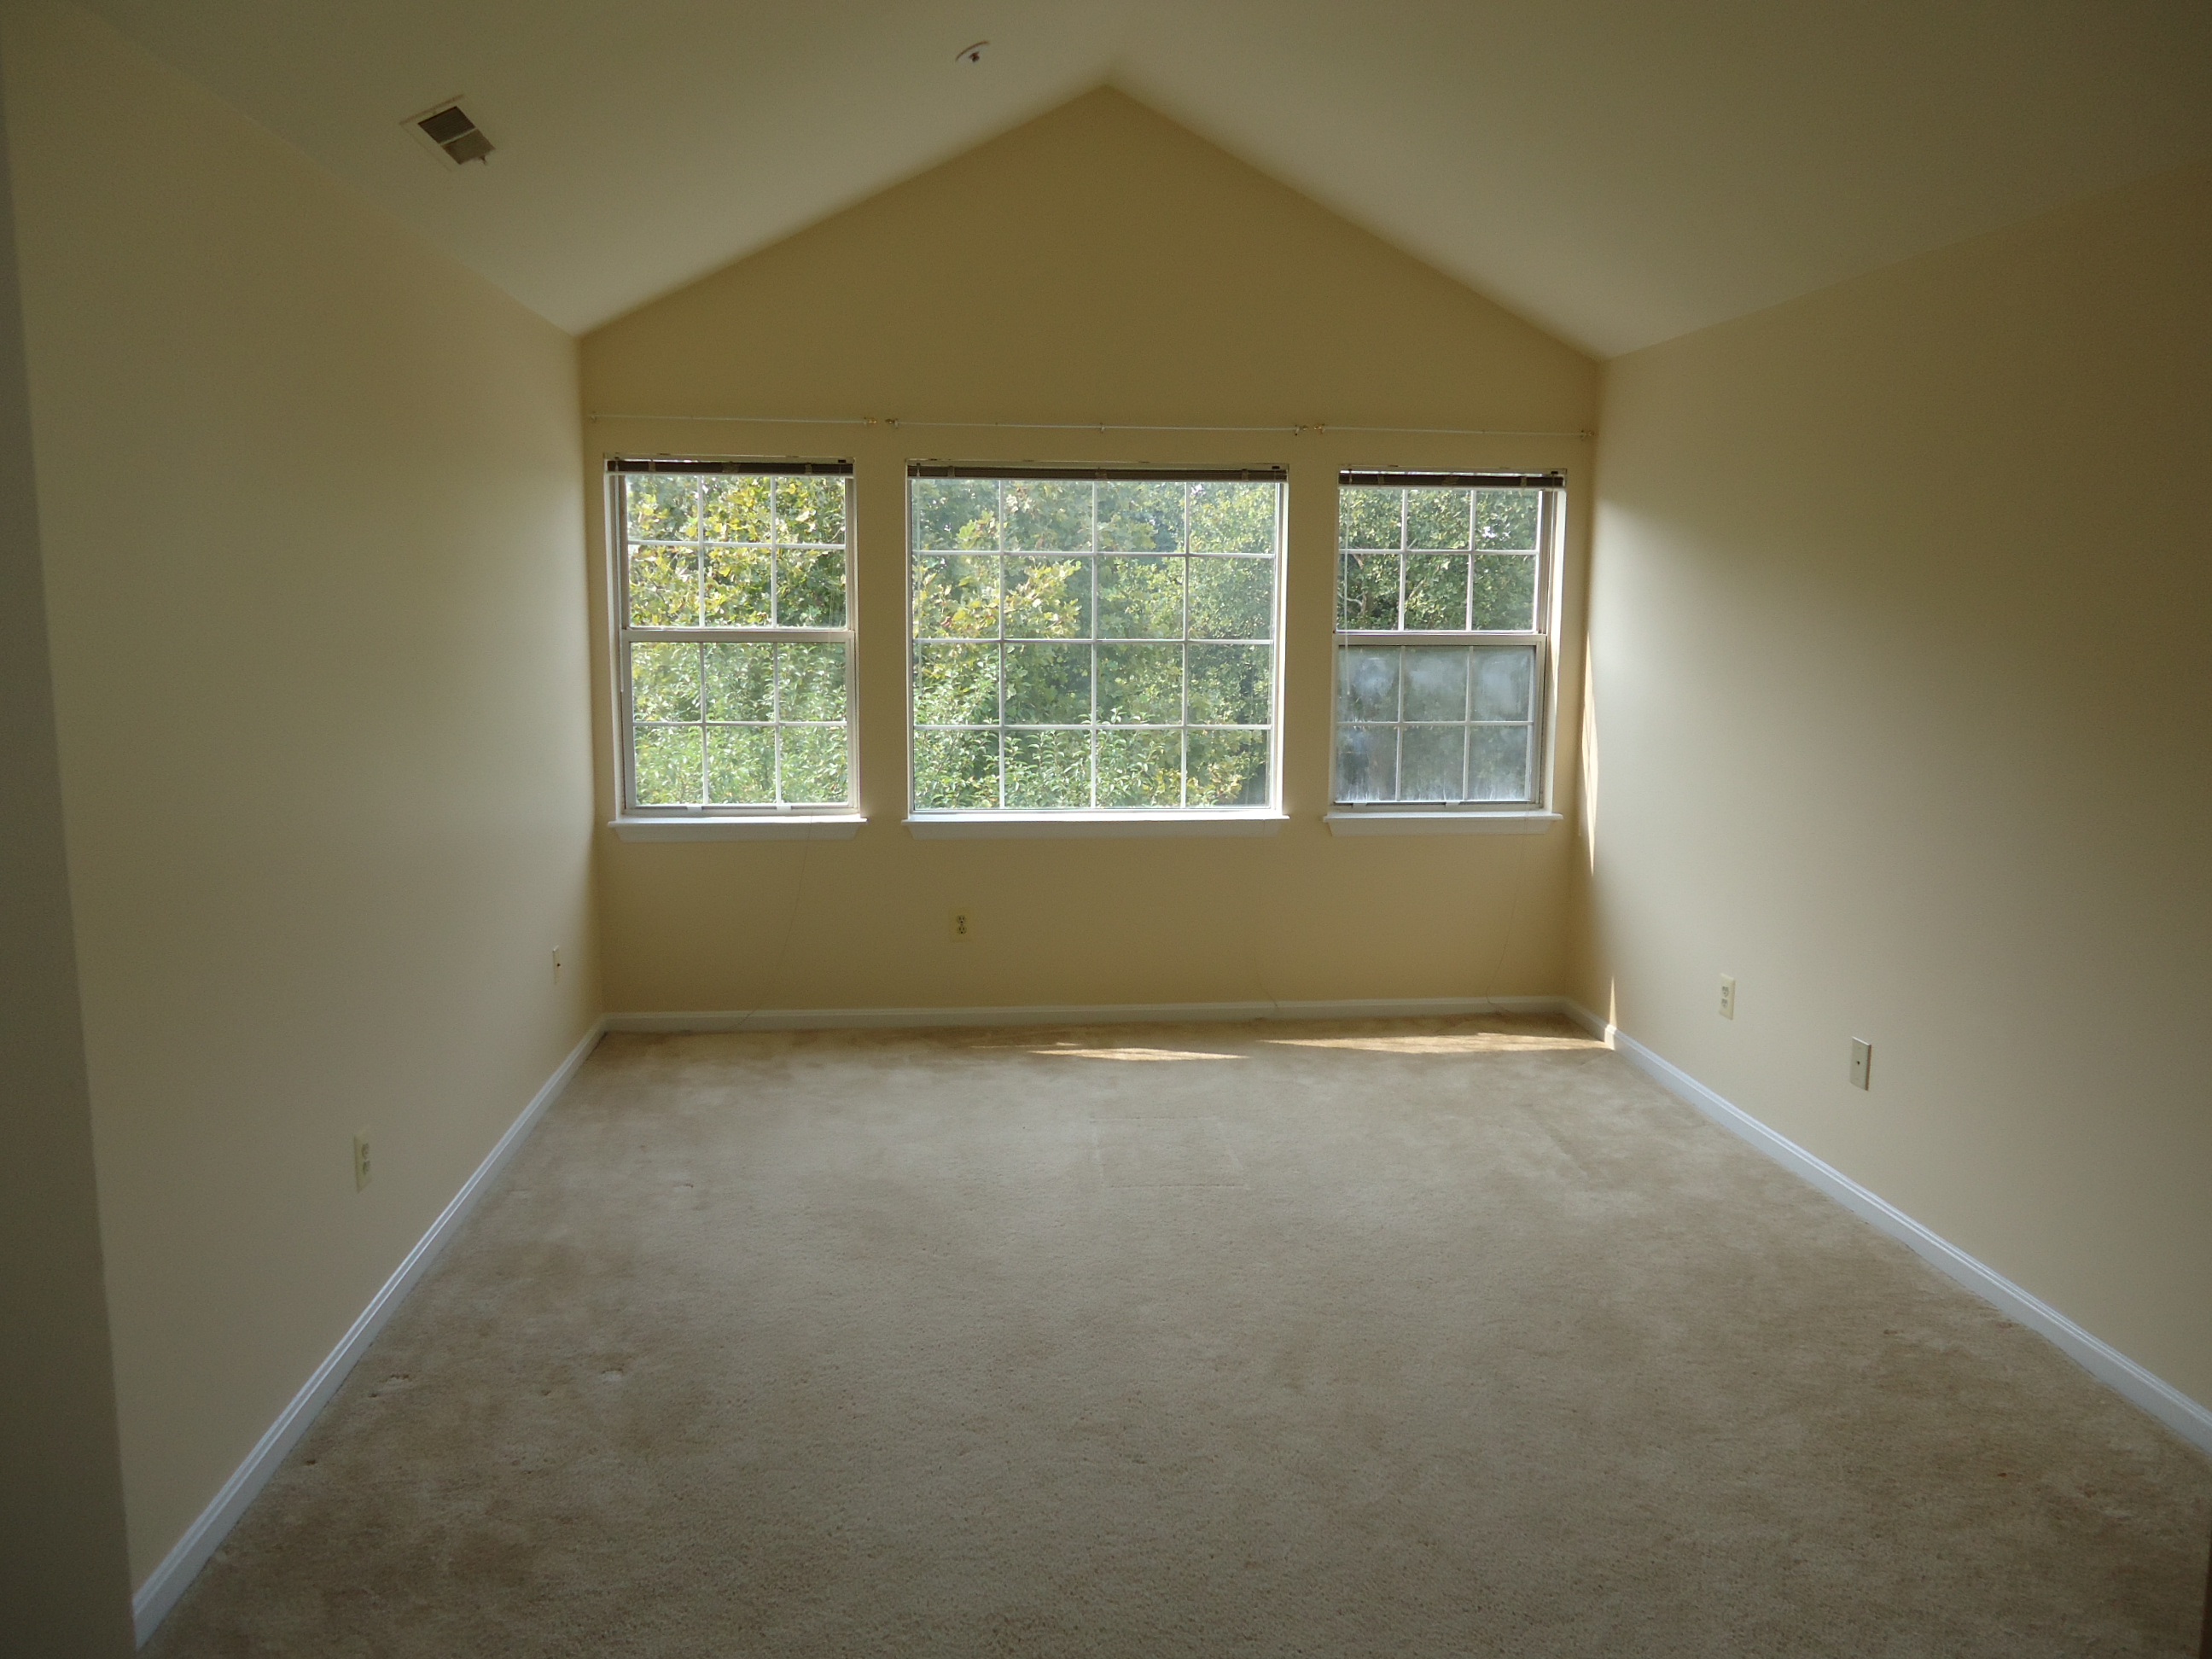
[949,908,974,943]
[552,947,563,984]
[1848,1039,1872,1091]
[1718,975,1737,1019]
[352,1132,373,1191]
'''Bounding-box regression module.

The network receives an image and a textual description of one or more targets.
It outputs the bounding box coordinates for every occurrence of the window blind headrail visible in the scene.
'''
[608,457,853,476]
[908,463,1288,484]
[1339,469,1565,489]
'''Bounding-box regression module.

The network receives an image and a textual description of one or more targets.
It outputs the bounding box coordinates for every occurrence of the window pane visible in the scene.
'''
[1189,482,1275,554]
[1098,643,1182,725]
[701,642,772,722]
[1005,728,1091,808]
[1186,643,1270,725]
[1097,556,1183,638]
[1468,725,1532,800]
[631,642,701,723]
[1338,486,1400,550]
[626,474,697,542]
[1189,729,1267,806]
[1336,725,1394,803]
[1470,554,1536,631]
[702,545,771,626]
[1097,728,1181,806]
[1004,556,1091,638]
[775,476,845,546]
[633,725,703,805]
[912,643,998,726]
[914,479,998,550]
[1403,554,1469,631]
[705,725,774,805]
[1474,488,1540,550]
[1097,481,1185,550]
[913,728,998,809]
[1003,641,1091,725]
[699,475,770,543]
[1004,480,1092,550]
[1470,647,1534,722]
[1188,556,1272,640]
[1400,725,1466,802]
[1406,487,1470,550]
[1338,646,1400,723]
[627,544,697,627]
[1403,647,1470,722]
[778,643,847,721]
[1340,553,1399,630]
[777,725,847,805]
[912,555,1000,637]
[776,548,845,628]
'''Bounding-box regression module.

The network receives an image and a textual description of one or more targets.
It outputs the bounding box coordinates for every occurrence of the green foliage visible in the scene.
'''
[908,479,1280,812]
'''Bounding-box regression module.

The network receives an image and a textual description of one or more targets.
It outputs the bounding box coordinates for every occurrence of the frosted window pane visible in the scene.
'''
[1400,725,1466,802]
[1338,647,1400,723]
[1470,648,1534,722]
[1336,725,1395,803]
[1403,648,1470,722]
[1467,725,1531,801]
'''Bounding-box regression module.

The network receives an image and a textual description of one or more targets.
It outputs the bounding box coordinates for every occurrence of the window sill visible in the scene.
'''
[609,814,865,842]
[905,812,1287,840]
[1324,810,1561,837]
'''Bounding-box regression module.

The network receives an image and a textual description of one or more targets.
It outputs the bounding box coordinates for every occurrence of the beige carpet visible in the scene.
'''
[149,1016,2211,1656]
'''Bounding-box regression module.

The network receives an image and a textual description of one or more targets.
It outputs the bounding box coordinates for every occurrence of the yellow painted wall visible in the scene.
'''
[1575,161,2212,1407]
[583,90,1598,1015]
[3,1,601,1584]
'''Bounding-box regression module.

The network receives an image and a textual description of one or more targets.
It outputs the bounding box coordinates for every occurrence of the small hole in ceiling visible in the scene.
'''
[955,40,988,65]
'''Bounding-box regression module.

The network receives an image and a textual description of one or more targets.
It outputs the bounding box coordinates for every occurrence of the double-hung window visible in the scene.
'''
[1334,470,1562,811]
[614,458,854,815]
[908,465,1284,816]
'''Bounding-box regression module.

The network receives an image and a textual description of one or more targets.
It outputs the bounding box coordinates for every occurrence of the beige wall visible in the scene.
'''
[1575,162,2212,1408]
[0,12,133,1649]
[583,90,1598,1015]
[4,0,601,1585]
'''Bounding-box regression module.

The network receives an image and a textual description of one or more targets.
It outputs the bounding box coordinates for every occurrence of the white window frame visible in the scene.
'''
[1328,469,1563,829]
[608,457,859,830]
[904,463,1288,834]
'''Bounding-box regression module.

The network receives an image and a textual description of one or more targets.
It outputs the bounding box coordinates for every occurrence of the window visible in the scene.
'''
[613,458,853,814]
[908,466,1284,814]
[1334,470,1561,810]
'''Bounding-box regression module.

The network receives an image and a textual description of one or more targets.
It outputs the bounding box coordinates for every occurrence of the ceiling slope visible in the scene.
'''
[78,0,2212,354]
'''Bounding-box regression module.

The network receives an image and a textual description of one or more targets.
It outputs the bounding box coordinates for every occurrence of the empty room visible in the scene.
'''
[3,1,2209,1653]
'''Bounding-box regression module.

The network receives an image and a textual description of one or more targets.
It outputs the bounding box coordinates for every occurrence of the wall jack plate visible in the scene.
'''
[1848,1039,1872,1091]
[949,908,974,943]
[352,1132,373,1190]
[1718,975,1737,1019]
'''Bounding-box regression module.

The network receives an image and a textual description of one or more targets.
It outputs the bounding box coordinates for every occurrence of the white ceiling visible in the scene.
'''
[79,0,2212,356]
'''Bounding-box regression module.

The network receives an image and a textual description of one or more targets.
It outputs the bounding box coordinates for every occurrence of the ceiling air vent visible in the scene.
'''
[413,103,492,166]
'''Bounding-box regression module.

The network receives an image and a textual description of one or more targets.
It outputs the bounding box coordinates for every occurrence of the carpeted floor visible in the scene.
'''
[149,1016,2212,1656]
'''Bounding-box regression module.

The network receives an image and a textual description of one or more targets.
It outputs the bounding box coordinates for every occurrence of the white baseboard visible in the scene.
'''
[1560,1002,2212,1458]
[131,1020,606,1645]
[604,994,1571,1033]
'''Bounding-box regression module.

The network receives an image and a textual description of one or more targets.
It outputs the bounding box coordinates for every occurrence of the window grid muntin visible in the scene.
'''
[909,475,1280,813]
[616,469,855,812]
[1332,477,1555,809]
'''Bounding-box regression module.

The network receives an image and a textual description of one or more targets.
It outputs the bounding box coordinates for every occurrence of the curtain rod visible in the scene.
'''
[585,413,1592,439]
